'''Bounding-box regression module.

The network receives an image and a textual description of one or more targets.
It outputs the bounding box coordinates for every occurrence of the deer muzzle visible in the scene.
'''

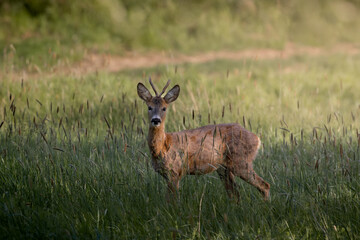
[151,116,161,126]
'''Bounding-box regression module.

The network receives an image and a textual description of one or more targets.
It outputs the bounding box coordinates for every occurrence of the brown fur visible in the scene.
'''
[137,82,270,201]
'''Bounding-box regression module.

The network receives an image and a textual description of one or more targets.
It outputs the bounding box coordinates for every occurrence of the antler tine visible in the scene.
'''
[159,79,171,96]
[148,77,158,96]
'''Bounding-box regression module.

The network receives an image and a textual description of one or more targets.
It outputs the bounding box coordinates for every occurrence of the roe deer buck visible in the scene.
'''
[137,79,270,201]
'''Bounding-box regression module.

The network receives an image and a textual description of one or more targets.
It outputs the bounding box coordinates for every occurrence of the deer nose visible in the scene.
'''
[151,118,161,126]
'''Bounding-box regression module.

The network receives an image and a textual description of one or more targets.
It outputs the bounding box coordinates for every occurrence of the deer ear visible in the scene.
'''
[164,85,180,104]
[137,83,152,102]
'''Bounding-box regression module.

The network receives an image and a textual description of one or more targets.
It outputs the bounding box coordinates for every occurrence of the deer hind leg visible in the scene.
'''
[217,166,240,202]
[235,163,270,200]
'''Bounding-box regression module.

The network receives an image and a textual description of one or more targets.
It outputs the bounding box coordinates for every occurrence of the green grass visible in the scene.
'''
[1,53,359,239]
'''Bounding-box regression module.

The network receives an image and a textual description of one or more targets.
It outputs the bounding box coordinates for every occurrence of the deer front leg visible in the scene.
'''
[166,177,180,203]
[156,167,180,202]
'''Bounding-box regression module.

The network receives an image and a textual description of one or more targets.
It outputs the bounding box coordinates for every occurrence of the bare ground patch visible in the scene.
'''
[2,43,359,80]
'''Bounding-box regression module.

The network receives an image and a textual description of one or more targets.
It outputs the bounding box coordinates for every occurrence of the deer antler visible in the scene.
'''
[149,77,158,96]
[159,79,171,96]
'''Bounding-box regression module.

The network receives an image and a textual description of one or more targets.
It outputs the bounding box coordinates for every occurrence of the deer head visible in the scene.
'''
[137,78,180,128]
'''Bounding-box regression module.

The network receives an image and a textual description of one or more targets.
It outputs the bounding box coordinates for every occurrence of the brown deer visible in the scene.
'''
[137,79,270,201]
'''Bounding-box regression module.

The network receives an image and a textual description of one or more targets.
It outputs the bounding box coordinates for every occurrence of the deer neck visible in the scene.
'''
[148,124,167,157]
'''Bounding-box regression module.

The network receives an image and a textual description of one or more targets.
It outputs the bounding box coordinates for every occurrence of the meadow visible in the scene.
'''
[1,0,360,239]
[1,52,360,239]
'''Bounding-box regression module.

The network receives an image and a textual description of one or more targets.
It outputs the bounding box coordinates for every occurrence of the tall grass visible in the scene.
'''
[1,53,359,238]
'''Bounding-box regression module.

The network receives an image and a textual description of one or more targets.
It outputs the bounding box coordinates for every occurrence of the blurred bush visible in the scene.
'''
[0,0,360,55]
[3,0,50,16]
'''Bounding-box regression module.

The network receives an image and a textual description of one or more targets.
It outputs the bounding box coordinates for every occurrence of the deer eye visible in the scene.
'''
[162,107,166,112]
[148,106,153,111]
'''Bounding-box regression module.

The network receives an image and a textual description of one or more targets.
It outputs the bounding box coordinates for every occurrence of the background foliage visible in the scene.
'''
[1,0,360,65]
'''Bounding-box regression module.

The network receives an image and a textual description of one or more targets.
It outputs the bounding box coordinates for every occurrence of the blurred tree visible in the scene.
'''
[0,0,50,16]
